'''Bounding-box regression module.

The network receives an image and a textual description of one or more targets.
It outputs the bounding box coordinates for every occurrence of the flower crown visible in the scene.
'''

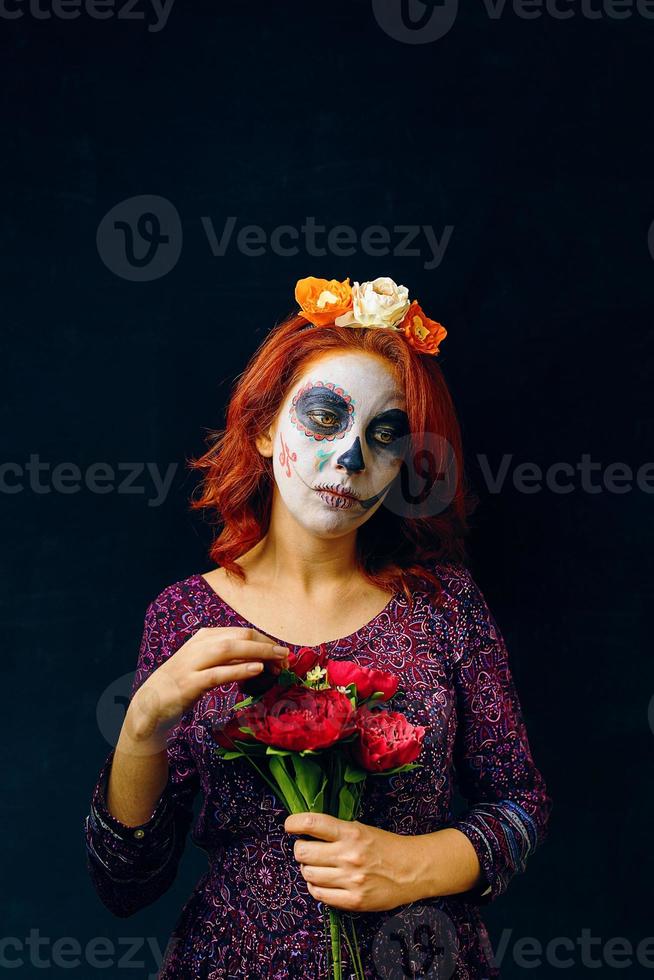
[294,276,447,357]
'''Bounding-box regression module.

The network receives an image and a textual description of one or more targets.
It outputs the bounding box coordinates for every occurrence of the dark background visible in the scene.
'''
[2,0,653,976]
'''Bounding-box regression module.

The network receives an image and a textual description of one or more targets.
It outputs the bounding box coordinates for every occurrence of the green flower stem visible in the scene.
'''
[328,908,342,980]
[215,736,289,808]
[322,905,333,975]
[340,915,356,972]
[267,755,308,813]
[217,730,371,979]
[343,914,365,979]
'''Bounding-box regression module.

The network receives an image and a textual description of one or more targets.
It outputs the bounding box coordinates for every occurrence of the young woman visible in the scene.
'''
[84,276,552,979]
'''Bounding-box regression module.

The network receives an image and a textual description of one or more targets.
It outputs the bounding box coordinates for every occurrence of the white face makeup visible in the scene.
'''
[266,351,409,537]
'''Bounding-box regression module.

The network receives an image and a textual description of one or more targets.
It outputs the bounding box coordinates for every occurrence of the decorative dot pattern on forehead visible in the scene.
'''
[290,379,355,442]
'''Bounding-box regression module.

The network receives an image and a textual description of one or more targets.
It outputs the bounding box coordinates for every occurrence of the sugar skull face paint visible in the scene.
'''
[267,351,410,536]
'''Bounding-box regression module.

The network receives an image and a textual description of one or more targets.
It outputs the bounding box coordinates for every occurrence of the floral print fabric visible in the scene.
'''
[83,560,552,979]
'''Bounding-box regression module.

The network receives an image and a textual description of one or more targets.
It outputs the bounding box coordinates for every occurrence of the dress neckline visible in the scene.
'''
[193,571,401,650]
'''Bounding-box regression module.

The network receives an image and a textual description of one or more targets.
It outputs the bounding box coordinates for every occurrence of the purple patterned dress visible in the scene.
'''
[83,560,552,979]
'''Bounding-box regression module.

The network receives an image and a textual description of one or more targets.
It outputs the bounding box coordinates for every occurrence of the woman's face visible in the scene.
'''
[262,351,409,537]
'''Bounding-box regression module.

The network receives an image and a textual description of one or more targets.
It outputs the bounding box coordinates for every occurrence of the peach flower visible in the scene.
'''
[295,277,353,327]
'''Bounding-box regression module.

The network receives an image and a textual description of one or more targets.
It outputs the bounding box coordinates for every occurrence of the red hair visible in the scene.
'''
[187,313,478,607]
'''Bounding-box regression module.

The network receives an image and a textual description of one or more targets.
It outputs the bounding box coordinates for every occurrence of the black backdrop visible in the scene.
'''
[2,1,653,977]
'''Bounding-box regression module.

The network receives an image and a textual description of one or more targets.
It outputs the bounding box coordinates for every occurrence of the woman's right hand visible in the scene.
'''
[123,626,290,751]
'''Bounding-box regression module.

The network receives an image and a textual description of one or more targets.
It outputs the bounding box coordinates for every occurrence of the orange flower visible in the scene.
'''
[400,301,447,356]
[295,277,353,327]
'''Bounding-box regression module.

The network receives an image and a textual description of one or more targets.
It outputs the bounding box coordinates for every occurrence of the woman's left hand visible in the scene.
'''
[284,812,426,912]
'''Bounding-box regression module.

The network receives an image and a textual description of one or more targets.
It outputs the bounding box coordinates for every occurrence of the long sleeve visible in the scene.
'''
[444,565,553,904]
[83,589,201,917]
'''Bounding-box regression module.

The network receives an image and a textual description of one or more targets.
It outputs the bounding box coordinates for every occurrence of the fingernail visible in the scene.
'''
[273,645,289,654]
[247,662,263,673]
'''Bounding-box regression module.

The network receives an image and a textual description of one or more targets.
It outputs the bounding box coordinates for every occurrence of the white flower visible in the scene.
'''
[335,277,410,329]
[305,665,329,689]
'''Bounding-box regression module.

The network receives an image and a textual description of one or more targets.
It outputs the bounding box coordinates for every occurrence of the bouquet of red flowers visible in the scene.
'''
[212,645,426,980]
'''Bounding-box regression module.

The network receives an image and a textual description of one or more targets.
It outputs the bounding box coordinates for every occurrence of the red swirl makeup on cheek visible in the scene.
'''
[278,432,297,478]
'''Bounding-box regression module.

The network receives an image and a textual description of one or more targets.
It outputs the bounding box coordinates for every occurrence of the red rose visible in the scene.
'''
[238,645,325,697]
[247,686,356,751]
[326,660,399,702]
[214,711,257,749]
[352,706,425,772]
[287,645,324,677]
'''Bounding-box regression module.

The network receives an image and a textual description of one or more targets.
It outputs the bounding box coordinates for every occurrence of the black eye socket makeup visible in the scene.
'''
[367,408,410,450]
[289,378,409,450]
[290,381,355,441]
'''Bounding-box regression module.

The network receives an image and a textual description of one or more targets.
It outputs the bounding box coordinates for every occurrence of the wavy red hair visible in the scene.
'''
[187,313,478,606]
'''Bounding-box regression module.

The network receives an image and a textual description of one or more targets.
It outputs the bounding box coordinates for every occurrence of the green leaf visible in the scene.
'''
[265,746,292,756]
[238,725,255,736]
[219,750,244,760]
[344,764,367,784]
[233,696,254,710]
[337,784,357,821]
[268,755,307,814]
[369,762,423,777]
[291,756,324,810]
[311,775,328,813]
[278,669,300,687]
